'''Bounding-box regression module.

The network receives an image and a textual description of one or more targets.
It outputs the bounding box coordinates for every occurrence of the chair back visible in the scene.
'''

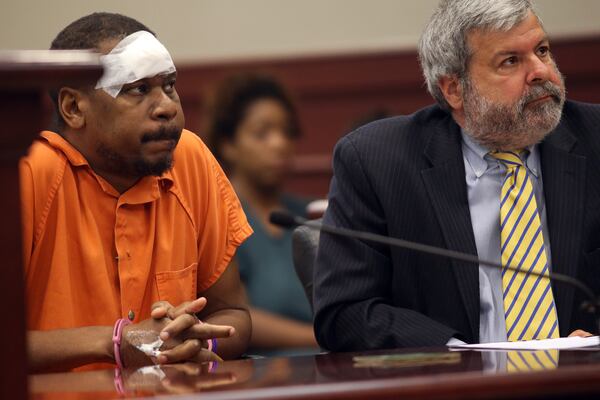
[292,222,321,311]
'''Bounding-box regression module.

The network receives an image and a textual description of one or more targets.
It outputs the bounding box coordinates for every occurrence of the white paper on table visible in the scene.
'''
[449,336,600,351]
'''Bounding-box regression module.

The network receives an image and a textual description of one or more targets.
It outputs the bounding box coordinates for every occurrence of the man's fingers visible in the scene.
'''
[167,297,207,320]
[151,297,207,320]
[159,313,198,340]
[568,329,593,337]
[183,323,235,341]
[194,348,223,363]
[151,301,174,319]
[157,339,202,364]
[184,297,207,314]
[157,341,223,365]
[160,315,234,342]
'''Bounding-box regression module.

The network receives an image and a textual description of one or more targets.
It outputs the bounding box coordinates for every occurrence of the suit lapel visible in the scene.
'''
[540,118,586,335]
[421,117,480,341]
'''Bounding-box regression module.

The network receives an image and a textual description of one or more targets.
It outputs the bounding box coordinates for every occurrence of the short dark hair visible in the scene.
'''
[206,73,301,166]
[50,12,154,51]
[49,12,154,128]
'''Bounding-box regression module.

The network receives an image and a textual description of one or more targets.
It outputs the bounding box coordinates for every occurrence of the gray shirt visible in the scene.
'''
[460,132,554,343]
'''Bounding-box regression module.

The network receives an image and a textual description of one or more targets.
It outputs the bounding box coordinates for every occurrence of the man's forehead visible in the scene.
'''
[125,71,177,85]
[95,31,176,97]
[468,13,547,57]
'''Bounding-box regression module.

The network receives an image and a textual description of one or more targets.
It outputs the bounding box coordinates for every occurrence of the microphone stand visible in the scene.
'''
[273,212,600,340]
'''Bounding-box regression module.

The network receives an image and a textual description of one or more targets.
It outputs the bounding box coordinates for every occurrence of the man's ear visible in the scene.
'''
[438,75,464,111]
[57,87,88,130]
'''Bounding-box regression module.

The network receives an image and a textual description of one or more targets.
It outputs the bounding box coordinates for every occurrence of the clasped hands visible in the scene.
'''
[120,297,234,367]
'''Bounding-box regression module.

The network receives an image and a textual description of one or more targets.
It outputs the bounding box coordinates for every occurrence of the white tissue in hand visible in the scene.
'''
[126,330,164,357]
[138,338,164,357]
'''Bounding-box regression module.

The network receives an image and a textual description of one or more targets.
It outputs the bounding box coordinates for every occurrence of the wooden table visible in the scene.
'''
[30,347,600,399]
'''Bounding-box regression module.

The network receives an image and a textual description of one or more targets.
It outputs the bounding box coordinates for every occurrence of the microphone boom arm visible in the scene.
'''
[275,212,600,336]
[304,219,597,306]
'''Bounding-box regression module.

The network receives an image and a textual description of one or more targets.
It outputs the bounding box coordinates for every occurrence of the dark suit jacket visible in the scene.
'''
[313,100,600,351]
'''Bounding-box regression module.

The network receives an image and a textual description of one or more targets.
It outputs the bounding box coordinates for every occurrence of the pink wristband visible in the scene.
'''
[112,318,131,369]
[197,318,217,355]
[194,318,218,359]
[207,338,217,353]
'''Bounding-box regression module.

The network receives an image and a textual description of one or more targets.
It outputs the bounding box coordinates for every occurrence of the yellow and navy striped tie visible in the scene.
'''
[491,151,559,341]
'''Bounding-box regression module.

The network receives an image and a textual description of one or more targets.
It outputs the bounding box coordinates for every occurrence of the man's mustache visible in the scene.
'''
[522,81,564,106]
[141,126,182,143]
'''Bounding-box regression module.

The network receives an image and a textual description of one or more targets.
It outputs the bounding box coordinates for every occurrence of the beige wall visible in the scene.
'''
[2,0,599,63]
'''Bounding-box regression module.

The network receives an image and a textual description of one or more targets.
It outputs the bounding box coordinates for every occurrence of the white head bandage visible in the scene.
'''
[95,30,176,97]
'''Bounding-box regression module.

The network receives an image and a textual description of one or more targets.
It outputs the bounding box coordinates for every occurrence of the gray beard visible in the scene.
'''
[462,74,566,151]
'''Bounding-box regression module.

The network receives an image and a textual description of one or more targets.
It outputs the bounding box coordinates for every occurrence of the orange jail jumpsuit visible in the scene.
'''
[20,129,252,331]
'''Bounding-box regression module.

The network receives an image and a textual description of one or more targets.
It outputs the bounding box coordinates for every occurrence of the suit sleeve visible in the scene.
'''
[313,135,459,350]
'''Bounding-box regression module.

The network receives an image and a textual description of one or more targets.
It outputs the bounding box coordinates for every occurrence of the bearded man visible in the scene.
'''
[313,0,600,351]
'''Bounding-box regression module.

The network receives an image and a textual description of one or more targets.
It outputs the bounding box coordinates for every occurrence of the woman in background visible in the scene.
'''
[206,73,318,355]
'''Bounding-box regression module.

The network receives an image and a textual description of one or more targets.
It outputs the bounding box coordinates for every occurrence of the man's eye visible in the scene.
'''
[164,81,176,93]
[502,56,518,66]
[124,84,149,95]
[537,46,550,57]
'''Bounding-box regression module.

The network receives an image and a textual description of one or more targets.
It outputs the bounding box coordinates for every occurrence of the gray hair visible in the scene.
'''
[418,0,541,109]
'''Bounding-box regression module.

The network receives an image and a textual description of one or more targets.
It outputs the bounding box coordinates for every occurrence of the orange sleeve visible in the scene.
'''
[195,139,253,292]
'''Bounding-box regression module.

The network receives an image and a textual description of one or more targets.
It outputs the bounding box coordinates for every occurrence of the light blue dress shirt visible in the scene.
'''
[460,132,554,344]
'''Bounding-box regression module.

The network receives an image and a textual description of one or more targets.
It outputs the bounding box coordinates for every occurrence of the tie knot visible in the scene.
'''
[489,151,527,169]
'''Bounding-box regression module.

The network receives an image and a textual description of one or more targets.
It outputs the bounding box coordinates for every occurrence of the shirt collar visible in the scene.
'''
[460,130,540,178]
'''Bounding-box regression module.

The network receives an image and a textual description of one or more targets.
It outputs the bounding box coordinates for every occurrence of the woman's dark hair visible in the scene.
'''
[206,73,301,165]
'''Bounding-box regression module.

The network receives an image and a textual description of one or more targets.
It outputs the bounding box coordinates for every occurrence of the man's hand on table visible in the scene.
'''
[568,329,594,338]
[121,297,234,367]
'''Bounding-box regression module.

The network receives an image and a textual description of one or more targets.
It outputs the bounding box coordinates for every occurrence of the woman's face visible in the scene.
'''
[222,98,296,191]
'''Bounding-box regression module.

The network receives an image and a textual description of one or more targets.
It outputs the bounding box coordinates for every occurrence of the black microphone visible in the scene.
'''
[269,211,302,229]
[270,210,600,336]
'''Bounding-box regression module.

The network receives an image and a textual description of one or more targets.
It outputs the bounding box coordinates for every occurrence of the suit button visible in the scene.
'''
[128,310,135,321]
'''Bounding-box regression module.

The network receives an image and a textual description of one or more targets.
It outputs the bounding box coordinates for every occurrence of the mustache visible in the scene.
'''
[520,81,564,108]
[140,126,182,143]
